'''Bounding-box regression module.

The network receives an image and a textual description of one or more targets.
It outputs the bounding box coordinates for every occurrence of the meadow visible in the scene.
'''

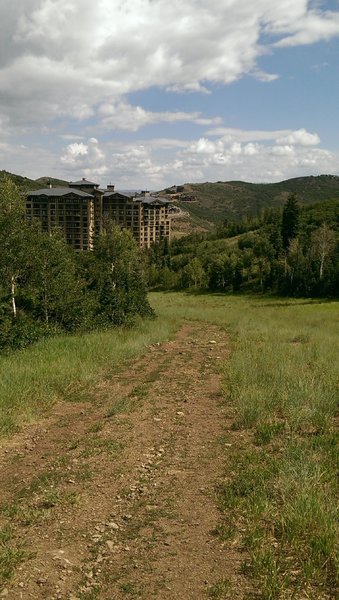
[0,292,338,598]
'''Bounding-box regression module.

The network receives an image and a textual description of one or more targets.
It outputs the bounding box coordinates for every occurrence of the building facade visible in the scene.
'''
[27,179,171,251]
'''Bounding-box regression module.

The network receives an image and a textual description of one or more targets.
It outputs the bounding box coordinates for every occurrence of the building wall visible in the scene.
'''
[27,186,171,251]
[26,193,94,251]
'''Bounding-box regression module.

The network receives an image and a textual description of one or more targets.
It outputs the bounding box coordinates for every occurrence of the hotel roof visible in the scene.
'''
[27,187,93,198]
[69,178,99,187]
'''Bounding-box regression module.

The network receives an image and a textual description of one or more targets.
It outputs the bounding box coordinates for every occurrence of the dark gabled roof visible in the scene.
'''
[69,178,99,187]
[27,187,93,198]
[104,191,133,200]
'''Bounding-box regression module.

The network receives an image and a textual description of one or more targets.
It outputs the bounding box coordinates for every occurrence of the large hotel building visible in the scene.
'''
[26,179,171,251]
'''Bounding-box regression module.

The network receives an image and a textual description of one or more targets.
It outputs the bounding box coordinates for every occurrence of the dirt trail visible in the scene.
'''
[0,323,250,599]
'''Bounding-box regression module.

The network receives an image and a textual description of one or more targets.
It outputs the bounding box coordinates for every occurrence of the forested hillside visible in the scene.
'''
[165,175,339,234]
[148,196,339,298]
[0,171,68,192]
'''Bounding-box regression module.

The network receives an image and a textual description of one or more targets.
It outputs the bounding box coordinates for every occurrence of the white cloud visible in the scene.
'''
[206,127,321,146]
[62,142,88,162]
[276,128,320,145]
[0,2,339,187]
[52,127,338,189]
[251,70,279,82]
[272,145,295,155]
[60,137,107,177]
[272,9,339,46]
[0,1,339,130]
[98,101,222,132]
[176,134,336,185]
[244,143,260,156]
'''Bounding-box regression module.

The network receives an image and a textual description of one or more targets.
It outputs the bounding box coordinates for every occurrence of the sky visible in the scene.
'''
[1,0,339,189]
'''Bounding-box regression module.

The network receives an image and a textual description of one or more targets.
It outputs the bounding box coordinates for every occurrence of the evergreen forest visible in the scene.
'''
[147,195,339,298]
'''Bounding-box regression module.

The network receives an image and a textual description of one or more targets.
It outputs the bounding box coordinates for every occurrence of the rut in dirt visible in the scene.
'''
[0,323,251,600]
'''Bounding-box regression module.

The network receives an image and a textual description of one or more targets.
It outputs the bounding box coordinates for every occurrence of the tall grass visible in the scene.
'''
[1,291,338,597]
[0,315,178,435]
[151,293,338,598]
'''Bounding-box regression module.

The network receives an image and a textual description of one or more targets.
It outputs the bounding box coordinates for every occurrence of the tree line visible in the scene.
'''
[1,178,337,352]
[0,178,153,351]
[147,195,339,297]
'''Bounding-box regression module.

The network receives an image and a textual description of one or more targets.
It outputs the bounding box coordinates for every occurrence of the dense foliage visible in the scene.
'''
[147,197,339,298]
[0,178,153,351]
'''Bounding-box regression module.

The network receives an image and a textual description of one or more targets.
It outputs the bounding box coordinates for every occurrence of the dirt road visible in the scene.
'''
[0,323,250,599]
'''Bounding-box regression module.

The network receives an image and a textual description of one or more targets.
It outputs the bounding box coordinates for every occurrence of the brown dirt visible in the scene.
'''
[0,323,251,600]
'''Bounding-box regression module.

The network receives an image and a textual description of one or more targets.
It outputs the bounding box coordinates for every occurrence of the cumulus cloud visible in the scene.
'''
[60,137,108,177]
[53,127,338,189]
[98,101,222,131]
[0,2,339,185]
[0,1,339,130]
[176,133,336,184]
[206,127,320,145]
[275,128,320,146]
[272,9,339,46]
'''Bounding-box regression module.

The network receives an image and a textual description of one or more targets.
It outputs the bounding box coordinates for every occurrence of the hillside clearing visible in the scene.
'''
[0,321,253,599]
[0,293,337,599]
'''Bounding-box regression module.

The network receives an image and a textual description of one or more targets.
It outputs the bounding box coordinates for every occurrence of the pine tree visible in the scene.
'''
[281,195,300,250]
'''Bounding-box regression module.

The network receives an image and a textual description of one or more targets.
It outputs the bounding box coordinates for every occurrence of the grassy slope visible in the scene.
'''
[0,171,44,192]
[151,293,339,599]
[170,175,339,233]
[0,293,337,597]
[0,316,179,435]
[35,176,69,187]
[0,171,68,192]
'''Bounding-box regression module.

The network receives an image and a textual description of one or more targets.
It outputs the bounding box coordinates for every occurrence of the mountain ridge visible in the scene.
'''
[1,170,339,236]
[160,174,339,235]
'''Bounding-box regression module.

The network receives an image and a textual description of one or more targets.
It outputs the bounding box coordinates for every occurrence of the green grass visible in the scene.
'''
[0,526,25,581]
[0,316,178,435]
[208,577,231,598]
[0,291,338,598]
[150,293,338,598]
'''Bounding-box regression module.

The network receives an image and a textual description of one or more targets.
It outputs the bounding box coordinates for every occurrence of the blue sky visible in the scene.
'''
[0,0,339,188]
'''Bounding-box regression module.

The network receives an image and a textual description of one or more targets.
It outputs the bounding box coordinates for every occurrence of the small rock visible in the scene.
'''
[176,411,184,416]
[107,522,119,530]
[209,340,217,344]
[106,540,115,552]
[0,589,9,598]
